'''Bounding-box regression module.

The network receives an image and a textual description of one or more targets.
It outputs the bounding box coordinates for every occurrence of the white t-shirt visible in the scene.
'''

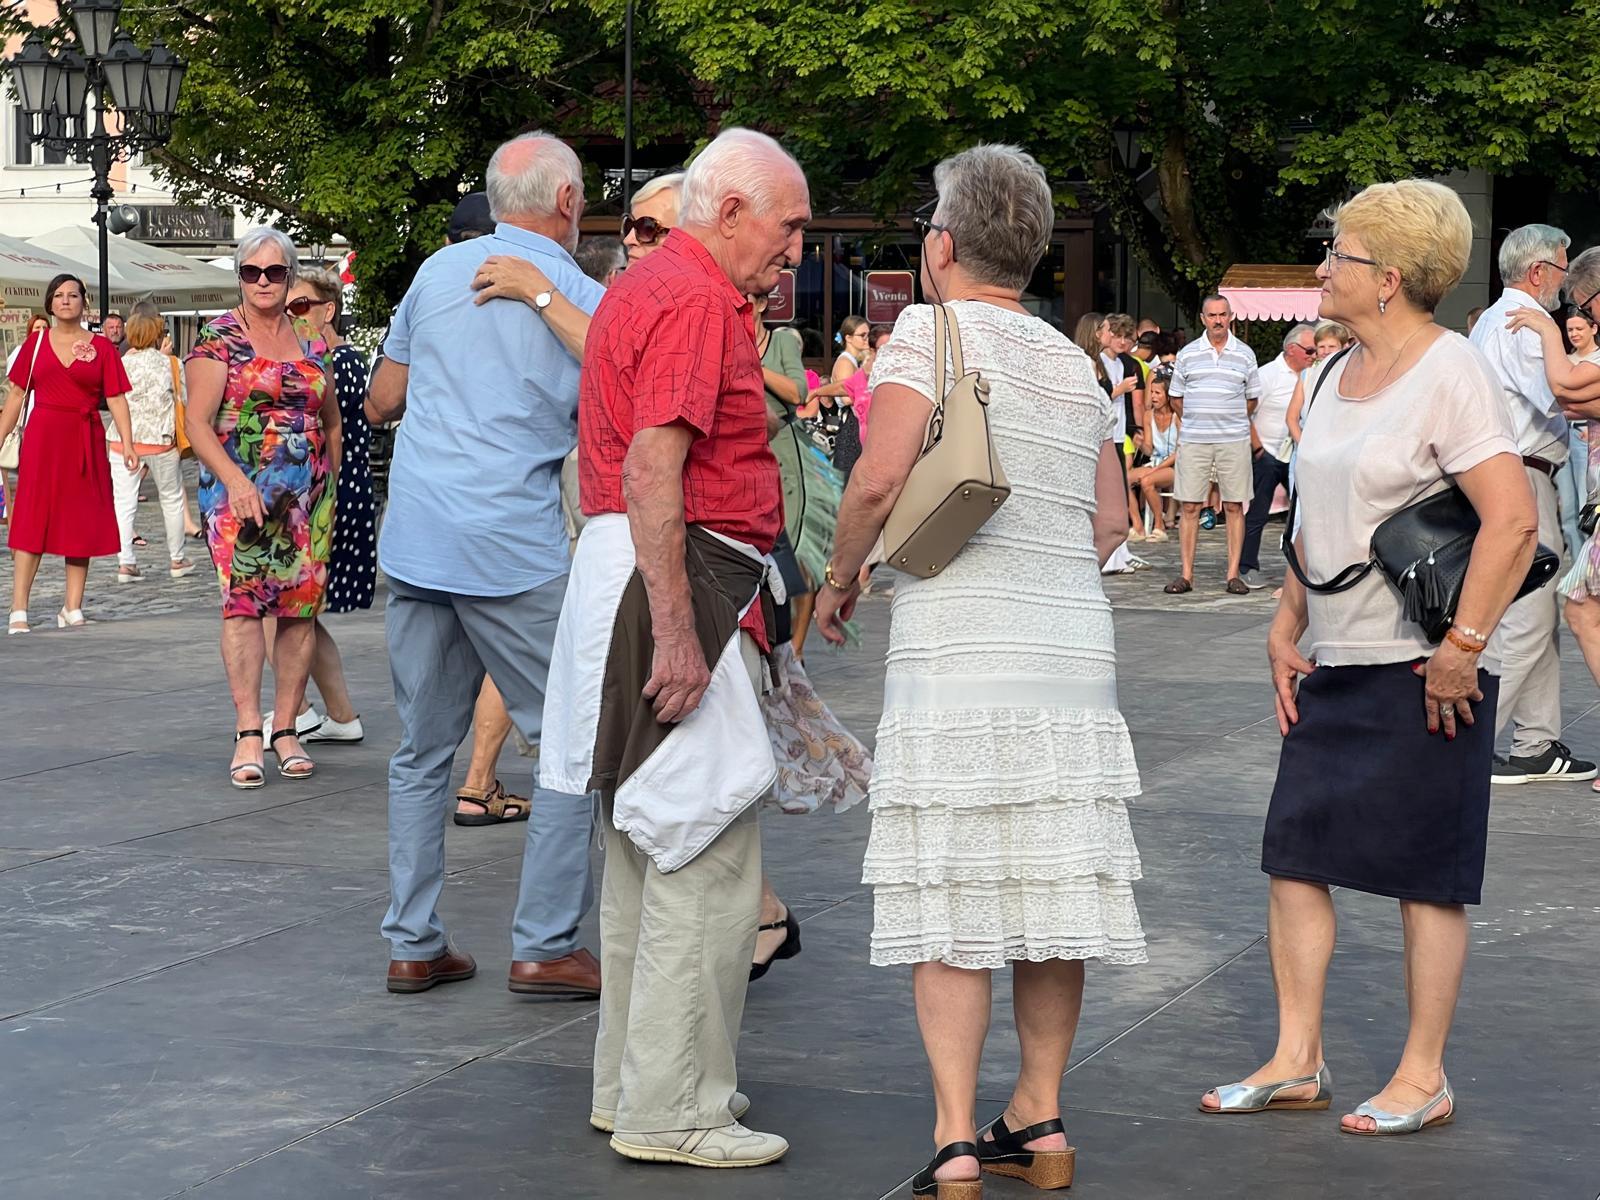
[1168,333,1261,444]
[1254,354,1297,461]
[1294,332,1519,667]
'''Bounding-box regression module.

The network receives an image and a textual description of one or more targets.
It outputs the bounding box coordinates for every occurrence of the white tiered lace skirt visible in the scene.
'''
[861,639,1148,968]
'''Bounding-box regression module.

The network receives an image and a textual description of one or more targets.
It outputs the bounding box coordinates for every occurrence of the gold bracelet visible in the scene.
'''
[1444,627,1487,655]
[823,560,847,591]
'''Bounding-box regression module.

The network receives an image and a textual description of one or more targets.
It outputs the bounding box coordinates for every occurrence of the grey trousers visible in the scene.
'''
[382,576,594,963]
[592,635,764,1133]
[1493,468,1564,758]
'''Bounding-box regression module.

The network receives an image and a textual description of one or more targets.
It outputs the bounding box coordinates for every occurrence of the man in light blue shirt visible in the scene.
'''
[367,131,608,998]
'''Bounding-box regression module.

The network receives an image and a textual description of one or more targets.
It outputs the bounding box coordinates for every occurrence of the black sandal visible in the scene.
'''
[749,912,802,981]
[977,1114,1076,1190]
[912,1142,982,1198]
[270,728,315,779]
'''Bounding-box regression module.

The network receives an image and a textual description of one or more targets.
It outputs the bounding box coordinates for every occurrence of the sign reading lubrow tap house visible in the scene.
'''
[130,205,234,243]
[864,270,916,324]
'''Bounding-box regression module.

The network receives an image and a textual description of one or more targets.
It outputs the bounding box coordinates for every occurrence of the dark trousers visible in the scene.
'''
[1240,451,1292,574]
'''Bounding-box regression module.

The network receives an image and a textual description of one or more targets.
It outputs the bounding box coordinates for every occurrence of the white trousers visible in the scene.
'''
[110,446,187,567]
[1492,467,1563,757]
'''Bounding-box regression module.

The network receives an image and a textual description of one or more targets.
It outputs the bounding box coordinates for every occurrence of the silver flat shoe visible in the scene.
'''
[1341,1078,1454,1136]
[1200,1063,1332,1114]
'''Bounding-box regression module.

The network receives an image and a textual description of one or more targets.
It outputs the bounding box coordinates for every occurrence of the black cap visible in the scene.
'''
[448,192,495,242]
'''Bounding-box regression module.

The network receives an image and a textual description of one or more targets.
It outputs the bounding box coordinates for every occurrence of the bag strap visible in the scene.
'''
[14,329,45,435]
[168,353,183,399]
[932,303,949,406]
[1283,345,1375,594]
[944,303,966,380]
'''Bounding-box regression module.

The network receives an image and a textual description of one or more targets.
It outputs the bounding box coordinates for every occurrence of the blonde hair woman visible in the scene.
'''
[112,312,197,585]
[1198,180,1538,1136]
[1285,319,1356,445]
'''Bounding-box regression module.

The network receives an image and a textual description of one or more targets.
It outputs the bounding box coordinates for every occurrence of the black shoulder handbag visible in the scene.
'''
[1283,347,1559,644]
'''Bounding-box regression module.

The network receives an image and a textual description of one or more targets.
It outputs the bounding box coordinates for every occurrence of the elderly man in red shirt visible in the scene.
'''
[538,128,810,1168]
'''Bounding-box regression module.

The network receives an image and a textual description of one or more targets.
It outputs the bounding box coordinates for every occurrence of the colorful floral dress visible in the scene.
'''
[187,312,333,618]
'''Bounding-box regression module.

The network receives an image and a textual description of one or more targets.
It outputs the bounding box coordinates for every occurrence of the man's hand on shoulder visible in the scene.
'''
[472,255,553,308]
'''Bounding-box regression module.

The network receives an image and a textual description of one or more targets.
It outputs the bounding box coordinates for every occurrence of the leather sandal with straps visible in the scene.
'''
[270,728,315,779]
[453,780,529,827]
[230,729,266,790]
[978,1114,1076,1190]
[912,1141,982,1199]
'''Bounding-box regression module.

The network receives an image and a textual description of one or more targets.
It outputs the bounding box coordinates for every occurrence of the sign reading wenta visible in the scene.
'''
[130,205,234,243]
[865,271,916,324]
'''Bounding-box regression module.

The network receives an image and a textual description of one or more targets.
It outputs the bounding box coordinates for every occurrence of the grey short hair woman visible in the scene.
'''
[1198,180,1538,1135]
[815,144,1146,1196]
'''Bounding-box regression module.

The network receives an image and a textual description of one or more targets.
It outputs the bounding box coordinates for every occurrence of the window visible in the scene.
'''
[11,105,69,166]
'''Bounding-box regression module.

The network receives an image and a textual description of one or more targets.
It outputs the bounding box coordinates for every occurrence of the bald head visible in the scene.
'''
[485,131,586,251]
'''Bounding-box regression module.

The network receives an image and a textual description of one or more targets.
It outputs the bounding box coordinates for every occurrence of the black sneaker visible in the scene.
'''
[1490,755,1527,786]
[1505,740,1598,783]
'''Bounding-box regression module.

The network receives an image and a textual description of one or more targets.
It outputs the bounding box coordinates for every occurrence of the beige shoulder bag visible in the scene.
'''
[879,304,1010,577]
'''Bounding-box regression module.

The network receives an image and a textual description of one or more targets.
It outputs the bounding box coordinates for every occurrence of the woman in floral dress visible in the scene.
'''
[185,227,342,789]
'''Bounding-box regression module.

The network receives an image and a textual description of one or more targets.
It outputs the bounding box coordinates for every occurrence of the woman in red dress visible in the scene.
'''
[0,274,138,634]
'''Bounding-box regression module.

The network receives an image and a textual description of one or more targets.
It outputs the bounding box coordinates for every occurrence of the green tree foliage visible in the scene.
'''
[661,0,1600,315]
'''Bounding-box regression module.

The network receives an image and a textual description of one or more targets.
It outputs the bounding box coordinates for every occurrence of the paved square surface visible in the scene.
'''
[2,504,1597,1198]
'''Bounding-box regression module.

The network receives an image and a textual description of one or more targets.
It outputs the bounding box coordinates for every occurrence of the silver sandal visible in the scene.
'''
[1341,1078,1454,1136]
[1200,1063,1332,1114]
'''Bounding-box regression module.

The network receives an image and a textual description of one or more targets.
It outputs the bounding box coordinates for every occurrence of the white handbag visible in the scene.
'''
[0,332,44,471]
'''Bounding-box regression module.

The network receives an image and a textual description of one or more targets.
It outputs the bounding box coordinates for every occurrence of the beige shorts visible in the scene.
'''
[1173,439,1254,504]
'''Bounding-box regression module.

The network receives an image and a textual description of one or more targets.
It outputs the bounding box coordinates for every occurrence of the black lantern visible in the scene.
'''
[68,0,122,62]
[142,39,184,121]
[8,32,55,116]
[101,32,147,116]
[53,49,90,138]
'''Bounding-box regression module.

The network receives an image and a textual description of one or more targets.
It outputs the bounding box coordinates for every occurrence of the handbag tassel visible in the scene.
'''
[1400,552,1448,628]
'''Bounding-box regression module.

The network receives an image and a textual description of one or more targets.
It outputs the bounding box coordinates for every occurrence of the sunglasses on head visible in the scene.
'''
[621,214,669,244]
[287,297,323,316]
[239,264,290,285]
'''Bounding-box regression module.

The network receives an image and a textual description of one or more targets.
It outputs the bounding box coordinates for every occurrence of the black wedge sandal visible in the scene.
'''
[977,1114,1076,1190]
[912,1141,982,1199]
[748,912,802,981]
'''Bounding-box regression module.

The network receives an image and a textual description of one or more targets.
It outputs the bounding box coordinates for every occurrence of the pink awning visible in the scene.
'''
[1219,286,1322,322]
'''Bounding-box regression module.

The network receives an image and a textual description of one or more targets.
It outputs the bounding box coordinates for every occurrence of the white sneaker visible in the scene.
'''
[264,707,325,743]
[610,1120,787,1168]
[303,714,364,743]
[591,1091,749,1134]
[1238,570,1270,590]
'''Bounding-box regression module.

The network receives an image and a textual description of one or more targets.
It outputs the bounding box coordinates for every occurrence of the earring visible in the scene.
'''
[1379,298,1388,315]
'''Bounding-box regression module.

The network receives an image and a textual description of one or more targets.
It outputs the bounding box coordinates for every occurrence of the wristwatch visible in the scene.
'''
[532,290,555,313]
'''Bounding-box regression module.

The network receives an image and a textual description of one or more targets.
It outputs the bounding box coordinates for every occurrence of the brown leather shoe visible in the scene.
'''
[387,946,477,994]
[508,948,601,998]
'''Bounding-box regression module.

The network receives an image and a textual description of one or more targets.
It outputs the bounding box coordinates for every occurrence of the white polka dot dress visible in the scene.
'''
[324,344,377,613]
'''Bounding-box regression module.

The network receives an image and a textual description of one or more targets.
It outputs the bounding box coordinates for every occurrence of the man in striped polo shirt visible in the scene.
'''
[1164,294,1262,595]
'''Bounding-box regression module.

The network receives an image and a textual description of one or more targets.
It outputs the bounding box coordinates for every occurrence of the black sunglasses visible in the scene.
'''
[1581,287,1600,322]
[621,214,669,244]
[287,297,323,316]
[239,264,290,285]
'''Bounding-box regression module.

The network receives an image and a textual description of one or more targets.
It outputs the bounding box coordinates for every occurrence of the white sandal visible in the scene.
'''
[56,608,89,628]
[7,610,28,636]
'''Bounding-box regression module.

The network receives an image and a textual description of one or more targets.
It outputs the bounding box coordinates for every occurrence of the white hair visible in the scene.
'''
[679,129,803,226]
[932,144,1054,291]
[1281,322,1316,350]
[234,226,300,284]
[1499,223,1570,284]
[630,171,683,213]
[485,131,584,222]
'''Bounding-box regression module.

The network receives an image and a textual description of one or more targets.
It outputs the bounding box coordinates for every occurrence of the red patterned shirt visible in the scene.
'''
[579,229,781,554]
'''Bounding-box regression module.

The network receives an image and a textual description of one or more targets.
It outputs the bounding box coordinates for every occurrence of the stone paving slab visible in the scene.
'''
[3,510,1599,1198]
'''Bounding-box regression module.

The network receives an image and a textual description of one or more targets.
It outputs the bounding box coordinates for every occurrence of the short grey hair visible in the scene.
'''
[630,171,683,213]
[485,131,584,222]
[933,144,1053,291]
[574,237,627,283]
[1200,294,1231,313]
[1567,247,1600,311]
[234,226,299,284]
[1499,223,1570,284]
[1281,322,1315,350]
[679,129,803,226]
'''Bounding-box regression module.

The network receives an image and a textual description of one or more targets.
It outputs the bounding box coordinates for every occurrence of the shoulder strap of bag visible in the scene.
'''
[932,303,949,406]
[15,329,44,434]
[1283,345,1374,594]
[168,353,182,397]
[944,303,966,381]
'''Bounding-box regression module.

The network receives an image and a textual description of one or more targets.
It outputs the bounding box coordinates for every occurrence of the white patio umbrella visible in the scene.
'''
[29,226,239,311]
[0,232,103,311]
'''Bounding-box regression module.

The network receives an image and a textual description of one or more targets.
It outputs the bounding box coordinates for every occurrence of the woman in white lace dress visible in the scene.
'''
[816,144,1146,1198]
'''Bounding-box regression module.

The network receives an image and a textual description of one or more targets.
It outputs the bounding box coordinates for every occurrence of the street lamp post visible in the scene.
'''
[4,1,186,325]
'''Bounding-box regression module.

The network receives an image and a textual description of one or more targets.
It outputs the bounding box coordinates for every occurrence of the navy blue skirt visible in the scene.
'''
[1261,660,1498,905]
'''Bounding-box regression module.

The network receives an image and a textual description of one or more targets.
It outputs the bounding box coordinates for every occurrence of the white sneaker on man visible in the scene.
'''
[610,1120,787,1168]
[303,714,364,743]
[263,707,325,742]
